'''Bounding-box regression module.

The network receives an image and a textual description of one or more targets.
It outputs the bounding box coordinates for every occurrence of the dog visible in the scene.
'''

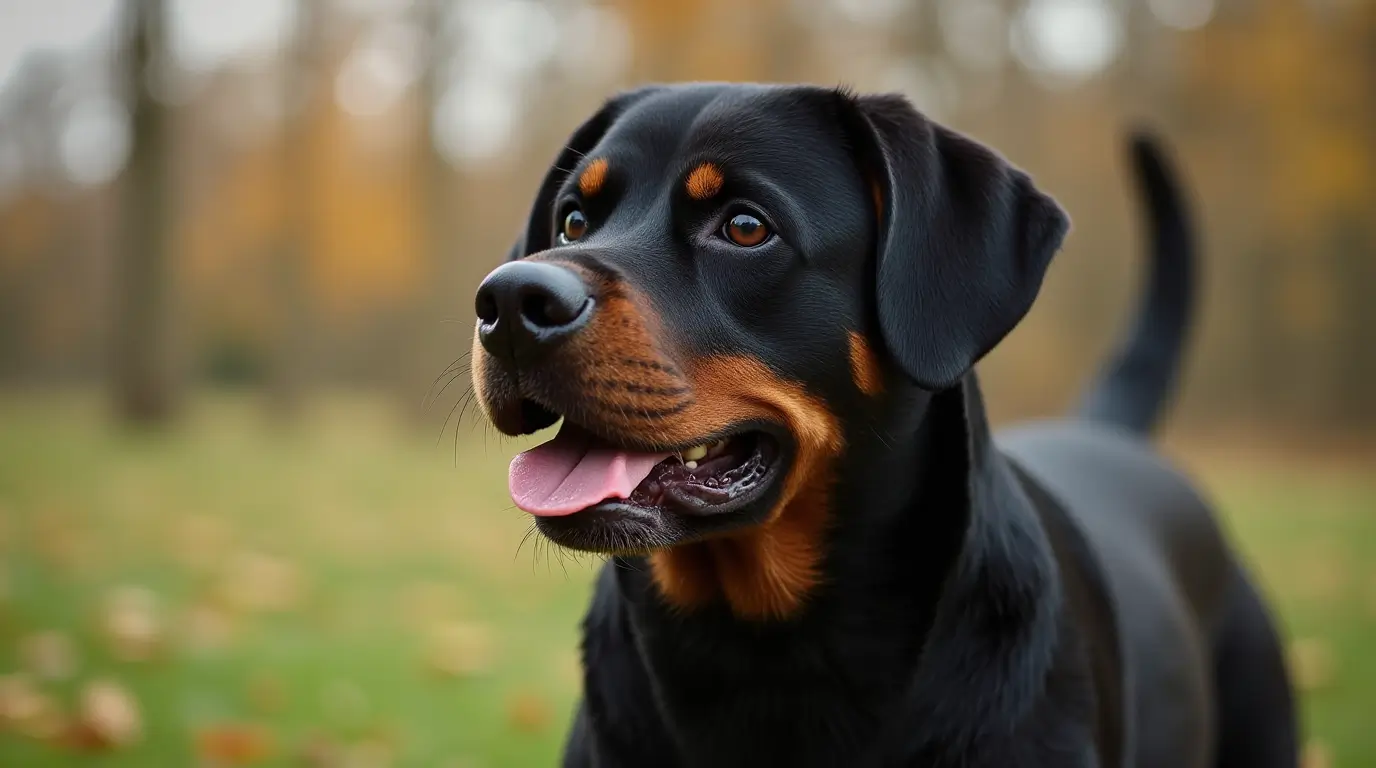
[469,83,1298,767]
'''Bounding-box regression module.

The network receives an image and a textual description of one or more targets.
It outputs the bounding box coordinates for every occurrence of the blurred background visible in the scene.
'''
[0,0,1372,765]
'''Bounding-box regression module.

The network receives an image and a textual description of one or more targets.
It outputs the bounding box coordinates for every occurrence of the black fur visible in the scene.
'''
[474,83,1298,768]
[1077,133,1196,434]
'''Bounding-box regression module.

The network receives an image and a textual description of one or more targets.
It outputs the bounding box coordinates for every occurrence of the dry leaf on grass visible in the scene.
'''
[171,514,235,573]
[505,690,552,734]
[61,679,142,751]
[0,673,66,739]
[217,551,307,614]
[20,630,78,680]
[180,602,239,654]
[553,649,582,689]
[344,739,395,768]
[100,585,165,661]
[1289,637,1337,692]
[296,732,345,767]
[33,510,90,570]
[424,621,495,678]
[397,581,468,629]
[1302,740,1332,768]
[297,734,396,768]
[1291,553,1348,603]
[195,722,277,765]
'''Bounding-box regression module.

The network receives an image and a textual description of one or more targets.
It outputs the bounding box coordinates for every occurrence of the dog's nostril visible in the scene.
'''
[475,289,500,325]
[521,290,586,328]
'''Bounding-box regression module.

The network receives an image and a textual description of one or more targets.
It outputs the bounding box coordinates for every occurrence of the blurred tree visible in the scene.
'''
[112,0,178,424]
[266,0,322,421]
[1330,1,1376,430]
[398,0,456,426]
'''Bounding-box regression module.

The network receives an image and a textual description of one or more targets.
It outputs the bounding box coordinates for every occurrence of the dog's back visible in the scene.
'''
[998,137,1299,768]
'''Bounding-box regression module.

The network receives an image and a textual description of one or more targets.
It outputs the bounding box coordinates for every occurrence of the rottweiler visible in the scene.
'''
[469,83,1298,768]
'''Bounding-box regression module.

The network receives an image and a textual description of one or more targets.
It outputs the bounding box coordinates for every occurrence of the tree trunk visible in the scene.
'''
[397,0,457,428]
[267,0,320,422]
[113,0,177,424]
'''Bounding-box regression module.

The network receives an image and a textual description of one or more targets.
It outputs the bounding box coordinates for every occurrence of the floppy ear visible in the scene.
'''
[837,92,1070,391]
[506,86,661,261]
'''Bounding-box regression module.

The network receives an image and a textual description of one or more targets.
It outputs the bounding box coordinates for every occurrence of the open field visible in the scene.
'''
[1,392,1373,766]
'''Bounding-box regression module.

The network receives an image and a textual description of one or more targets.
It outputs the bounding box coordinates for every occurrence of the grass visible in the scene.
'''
[0,392,1372,766]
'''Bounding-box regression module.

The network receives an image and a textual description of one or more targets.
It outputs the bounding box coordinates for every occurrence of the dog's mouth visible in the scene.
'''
[508,408,785,531]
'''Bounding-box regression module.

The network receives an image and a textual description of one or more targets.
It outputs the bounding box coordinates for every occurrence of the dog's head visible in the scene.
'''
[471,84,1068,618]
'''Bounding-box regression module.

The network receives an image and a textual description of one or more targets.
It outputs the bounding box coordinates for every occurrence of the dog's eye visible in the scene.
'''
[559,209,588,244]
[722,213,770,248]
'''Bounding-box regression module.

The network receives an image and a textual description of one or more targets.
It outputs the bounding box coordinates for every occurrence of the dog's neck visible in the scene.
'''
[608,374,1066,762]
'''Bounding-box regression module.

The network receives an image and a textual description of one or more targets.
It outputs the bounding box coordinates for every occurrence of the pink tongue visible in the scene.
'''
[509,425,672,517]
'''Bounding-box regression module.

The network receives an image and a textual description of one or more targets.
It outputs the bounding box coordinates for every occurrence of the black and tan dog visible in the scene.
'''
[470,84,1297,767]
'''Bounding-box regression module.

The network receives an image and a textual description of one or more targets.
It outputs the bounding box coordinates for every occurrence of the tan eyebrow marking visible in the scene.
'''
[578,158,610,197]
[848,332,884,396]
[685,162,725,200]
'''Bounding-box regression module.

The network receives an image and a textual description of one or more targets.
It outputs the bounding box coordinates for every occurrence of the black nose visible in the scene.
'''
[474,261,593,361]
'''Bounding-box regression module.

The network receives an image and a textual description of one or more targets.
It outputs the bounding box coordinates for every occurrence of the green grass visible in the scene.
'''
[0,392,1373,766]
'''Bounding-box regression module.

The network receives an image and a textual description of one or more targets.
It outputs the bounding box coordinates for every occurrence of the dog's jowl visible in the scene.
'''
[470,83,1299,768]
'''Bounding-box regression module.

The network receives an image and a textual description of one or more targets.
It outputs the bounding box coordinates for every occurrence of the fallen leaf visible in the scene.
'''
[423,622,495,678]
[33,510,90,570]
[1295,561,1347,602]
[1302,740,1332,768]
[20,630,78,680]
[64,679,142,750]
[0,673,65,739]
[180,602,239,654]
[553,649,582,689]
[505,690,552,734]
[296,731,344,767]
[344,739,395,768]
[217,551,307,614]
[397,581,467,629]
[171,514,235,573]
[1289,637,1336,692]
[195,722,277,765]
[100,585,164,661]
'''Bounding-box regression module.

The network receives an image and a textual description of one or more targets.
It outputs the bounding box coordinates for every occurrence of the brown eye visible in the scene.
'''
[723,213,769,247]
[560,209,588,244]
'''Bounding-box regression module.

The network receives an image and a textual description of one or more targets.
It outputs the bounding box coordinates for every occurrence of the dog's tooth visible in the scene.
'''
[682,445,709,462]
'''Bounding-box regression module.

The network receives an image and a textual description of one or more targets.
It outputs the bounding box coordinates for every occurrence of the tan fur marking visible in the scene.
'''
[870,178,884,225]
[474,263,843,620]
[578,158,609,197]
[685,163,725,201]
[848,331,883,396]
[648,355,842,619]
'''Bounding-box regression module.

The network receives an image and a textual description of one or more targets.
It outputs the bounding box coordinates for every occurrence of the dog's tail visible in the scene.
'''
[1076,131,1196,437]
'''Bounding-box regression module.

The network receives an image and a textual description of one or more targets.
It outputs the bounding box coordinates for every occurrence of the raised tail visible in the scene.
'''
[1077,131,1197,436]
